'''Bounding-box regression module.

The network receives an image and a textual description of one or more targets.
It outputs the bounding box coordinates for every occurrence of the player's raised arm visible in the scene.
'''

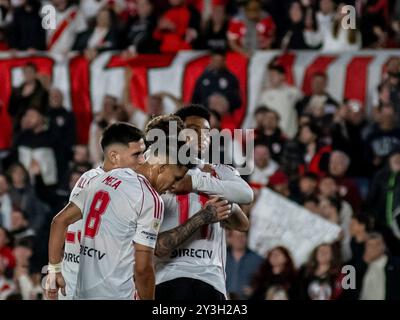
[155,197,231,258]
[171,165,254,204]
[46,202,83,300]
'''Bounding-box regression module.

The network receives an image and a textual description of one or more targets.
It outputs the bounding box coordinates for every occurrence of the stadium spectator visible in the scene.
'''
[47,88,76,185]
[352,233,400,300]
[199,1,229,51]
[11,239,42,300]
[12,108,59,187]
[0,259,14,299]
[292,172,318,205]
[331,100,369,177]
[71,145,92,174]
[73,6,119,58]
[253,106,286,162]
[298,72,338,117]
[302,194,320,214]
[47,0,87,54]
[8,63,48,132]
[318,195,351,260]
[7,0,45,51]
[319,195,341,225]
[257,64,302,138]
[248,141,278,189]
[367,147,400,256]
[226,230,263,300]
[281,2,321,50]
[88,95,129,165]
[298,243,343,300]
[321,3,361,52]
[328,150,362,213]
[0,174,12,230]
[316,0,335,38]
[249,246,298,300]
[365,102,400,173]
[0,0,12,28]
[122,0,158,54]
[10,209,35,243]
[207,93,231,118]
[282,123,331,181]
[267,170,291,198]
[192,50,241,113]
[360,0,389,48]
[0,226,15,272]
[318,175,354,239]
[227,0,276,55]
[5,163,49,235]
[349,214,369,264]
[153,0,201,53]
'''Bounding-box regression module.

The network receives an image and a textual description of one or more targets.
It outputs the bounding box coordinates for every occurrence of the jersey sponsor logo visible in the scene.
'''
[140,230,157,242]
[64,252,79,264]
[170,248,213,259]
[80,245,106,260]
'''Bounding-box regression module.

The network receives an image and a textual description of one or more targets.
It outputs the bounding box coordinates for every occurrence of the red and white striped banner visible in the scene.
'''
[0,50,398,150]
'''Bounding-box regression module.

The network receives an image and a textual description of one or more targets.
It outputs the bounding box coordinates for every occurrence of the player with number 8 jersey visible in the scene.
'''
[70,167,164,299]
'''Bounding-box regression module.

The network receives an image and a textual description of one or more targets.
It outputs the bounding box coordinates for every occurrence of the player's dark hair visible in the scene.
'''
[174,104,210,122]
[100,122,144,151]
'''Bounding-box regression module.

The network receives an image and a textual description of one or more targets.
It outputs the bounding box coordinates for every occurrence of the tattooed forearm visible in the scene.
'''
[155,205,217,258]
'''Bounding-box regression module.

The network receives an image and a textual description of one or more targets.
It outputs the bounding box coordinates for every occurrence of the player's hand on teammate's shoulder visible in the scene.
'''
[170,175,193,194]
[201,196,232,224]
[44,271,66,300]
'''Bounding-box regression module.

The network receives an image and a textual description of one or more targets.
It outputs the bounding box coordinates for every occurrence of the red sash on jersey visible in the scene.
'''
[47,9,78,50]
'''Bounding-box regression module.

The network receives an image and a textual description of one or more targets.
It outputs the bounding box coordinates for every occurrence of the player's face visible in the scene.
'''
[115,139,146,170]
[184,116,211,158]
[155,165,187,194]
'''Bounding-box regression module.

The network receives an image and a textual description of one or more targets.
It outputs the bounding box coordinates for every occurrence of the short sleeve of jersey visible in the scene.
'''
[69,185,87,212]
[133,179,164,249]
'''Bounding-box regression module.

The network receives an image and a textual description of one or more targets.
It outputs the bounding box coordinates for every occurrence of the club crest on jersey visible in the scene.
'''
[153,219,161,232]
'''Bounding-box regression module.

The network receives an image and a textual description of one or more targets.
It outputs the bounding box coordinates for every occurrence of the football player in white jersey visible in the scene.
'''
[46,116,232,300]
[58,122,146,299]
[153,105,253,300]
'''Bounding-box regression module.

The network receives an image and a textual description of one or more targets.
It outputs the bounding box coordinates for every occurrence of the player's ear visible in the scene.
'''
[108,149,119,165]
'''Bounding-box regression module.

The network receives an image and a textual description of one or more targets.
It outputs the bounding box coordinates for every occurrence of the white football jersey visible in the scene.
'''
[156,165,244,296]
[60,166,104,300]
[70,168,163,300]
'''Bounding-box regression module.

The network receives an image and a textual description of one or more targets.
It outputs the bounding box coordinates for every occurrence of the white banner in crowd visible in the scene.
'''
[248,188,341,267]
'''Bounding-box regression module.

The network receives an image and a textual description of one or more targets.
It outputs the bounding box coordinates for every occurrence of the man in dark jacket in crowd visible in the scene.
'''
[7,0,46,51]
[348,233,400,300]
[192,50,241,113]
[367,148,400,256]
[8,63,48,133]
[47,87,76,185]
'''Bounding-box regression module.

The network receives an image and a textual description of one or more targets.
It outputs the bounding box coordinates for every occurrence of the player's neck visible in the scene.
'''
[135,163,153,183]
[102,160,115,172]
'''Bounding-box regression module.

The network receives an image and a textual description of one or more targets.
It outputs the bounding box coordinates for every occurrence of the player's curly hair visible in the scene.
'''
[144,114,185,136]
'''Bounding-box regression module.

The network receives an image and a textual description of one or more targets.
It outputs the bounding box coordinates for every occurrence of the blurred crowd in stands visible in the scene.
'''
[1,0,400,300]
[2,0,400,56]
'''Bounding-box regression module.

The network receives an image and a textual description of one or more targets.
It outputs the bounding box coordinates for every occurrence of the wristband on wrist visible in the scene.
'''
[47,262,62,273]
